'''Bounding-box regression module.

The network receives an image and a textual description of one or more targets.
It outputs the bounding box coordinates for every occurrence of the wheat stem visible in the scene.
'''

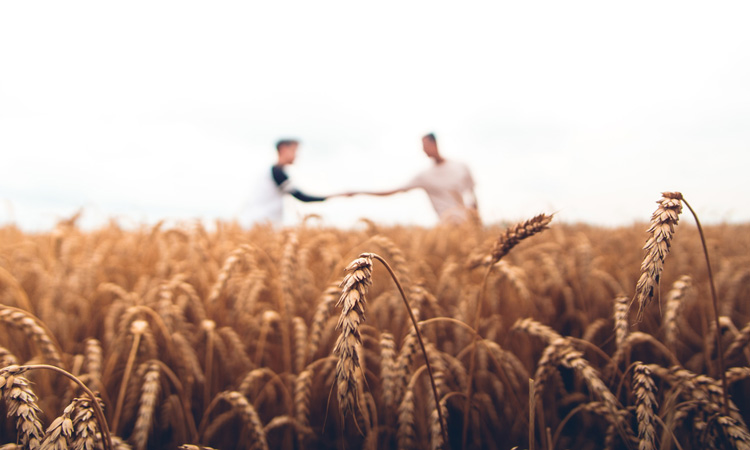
[16,364,113,450]
[369,253,448,447]
[681,197,729,417]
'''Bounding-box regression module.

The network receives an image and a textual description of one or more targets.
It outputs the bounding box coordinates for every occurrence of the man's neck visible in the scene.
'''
[433,155,446,164]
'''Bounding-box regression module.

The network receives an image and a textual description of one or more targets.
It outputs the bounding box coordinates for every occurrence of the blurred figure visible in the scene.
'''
[350,133,479,224]
[242,139,334,226]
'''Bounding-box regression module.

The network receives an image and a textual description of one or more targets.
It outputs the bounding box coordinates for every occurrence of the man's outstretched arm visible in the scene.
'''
[289,189,327,203]
[349,187,412,197]
[272,165,327,202]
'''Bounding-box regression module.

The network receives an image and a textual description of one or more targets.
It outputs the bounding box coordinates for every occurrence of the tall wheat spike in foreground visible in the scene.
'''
[633,192,683,321]
[491,213,553,264]
[333,253,372,420]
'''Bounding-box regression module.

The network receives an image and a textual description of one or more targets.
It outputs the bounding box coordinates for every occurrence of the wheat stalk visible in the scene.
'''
[632,363,658,450]
[613,295,629,351]
[632,192,683,322]
[84,338,103,386]
[131,363,160,450]
[215,391,268,450]
[294,368,313,447]
[490,214,553,264]
[0,346,18,367]
[0,306,63,367]
[0,365,44,448]
[307,284,340,361]
[379,332,398,412]
[206,244,252,304]
[112,319,149,434]
[71,396,102,450]
[726,320,750,360]
[40,400,75,450]
[662,275,692,352]
[292,317,308,374]
[333,254,372,421]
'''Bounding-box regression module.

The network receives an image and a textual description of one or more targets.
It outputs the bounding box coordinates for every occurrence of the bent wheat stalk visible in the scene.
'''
[681,196,729,417]
[464,213,553,448]
[369,253,448,446]
[3,364,113,450]
[333,253,448,444]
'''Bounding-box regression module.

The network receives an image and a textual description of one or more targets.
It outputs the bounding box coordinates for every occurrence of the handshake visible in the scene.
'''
[327,192,360,199]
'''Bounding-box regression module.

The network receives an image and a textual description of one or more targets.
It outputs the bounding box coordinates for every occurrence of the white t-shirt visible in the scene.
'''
[240,165,326,227]
[404,159,477,223]
[241,166,285,226]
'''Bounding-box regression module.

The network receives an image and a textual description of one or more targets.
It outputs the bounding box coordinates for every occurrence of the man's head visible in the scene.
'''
[276,139,299,165]
[421,133,440,159]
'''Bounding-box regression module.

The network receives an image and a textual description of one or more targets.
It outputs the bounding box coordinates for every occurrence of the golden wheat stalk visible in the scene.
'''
[0,366,44,448]
[632,363,658,450]
[632,192,683,322]
[613,295,629,351]
[71,396,102,450]
[333,254,372,420]
[726,320,750,360]
[40,400,75,450]
[112,319,149,435]
[379,332,397,412]
[294,368,313,447]
[307,284,340,361]
[131,363,161,450]
[662,275,692,351]
[490,213,553,264]
[0,306,64,367]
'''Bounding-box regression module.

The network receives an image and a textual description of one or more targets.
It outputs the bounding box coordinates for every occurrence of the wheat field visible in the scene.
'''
[0,196,749,449]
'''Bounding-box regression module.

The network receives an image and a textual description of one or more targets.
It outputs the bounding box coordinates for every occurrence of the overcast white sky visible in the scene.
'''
[2,1,749,230]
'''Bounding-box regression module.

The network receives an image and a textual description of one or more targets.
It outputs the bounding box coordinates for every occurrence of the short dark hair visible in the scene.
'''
[423,133,437,143]
[276,139,299,152]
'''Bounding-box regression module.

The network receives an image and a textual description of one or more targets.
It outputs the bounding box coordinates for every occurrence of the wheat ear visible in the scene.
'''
[464,213,552,450]
[206,244,251,304]
[292,317,308,374]
[0,306,64,367]
[632,192,683,322]
[0,346,18,367]
[308,284,340,361]
[333,254,372,421]
[633,363,658,450]
[0,365,44,448]
[379,332,397,412]
[663,275,692,351]
[211,391,268,450]
[294,368,313,447]
[84,338,103,385]
[112,319,149,435]
[5,364,113,450]
[490,213,553,263]
[131,363,160,450]
[40,400,75,450]
[613,295,629,351]
[726,320,750,360]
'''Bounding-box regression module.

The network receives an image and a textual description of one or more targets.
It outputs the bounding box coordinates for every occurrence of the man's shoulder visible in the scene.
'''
[441,158,471,173]
[271,165,289,185]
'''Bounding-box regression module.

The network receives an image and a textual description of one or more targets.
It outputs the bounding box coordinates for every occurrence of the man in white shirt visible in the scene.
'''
[352,133,480,224]
[241,139,331,226]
